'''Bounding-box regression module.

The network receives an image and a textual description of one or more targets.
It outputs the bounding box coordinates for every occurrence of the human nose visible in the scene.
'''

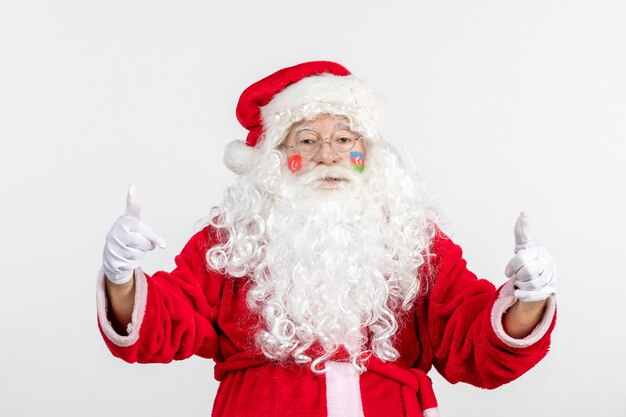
[312,138,339,165]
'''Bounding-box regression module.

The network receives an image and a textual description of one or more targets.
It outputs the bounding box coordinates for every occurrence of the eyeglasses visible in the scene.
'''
[284,130,363,156]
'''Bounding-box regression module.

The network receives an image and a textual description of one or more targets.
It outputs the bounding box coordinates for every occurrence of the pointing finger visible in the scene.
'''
[125,185,142,219]
[504,246,541,277]
[136,221,167,249]
[125,233,158,251]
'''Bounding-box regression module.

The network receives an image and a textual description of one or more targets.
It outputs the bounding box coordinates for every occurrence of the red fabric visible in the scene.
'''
[364,357,438,415]
[236,61,351,147]
[98,226,556,417]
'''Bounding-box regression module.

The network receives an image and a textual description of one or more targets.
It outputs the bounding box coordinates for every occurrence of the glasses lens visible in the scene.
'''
[296,134,320,155]
[294,131,360,155]
[332,132,358,152]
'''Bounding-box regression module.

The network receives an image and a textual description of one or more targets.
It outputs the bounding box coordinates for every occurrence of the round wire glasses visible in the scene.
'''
[283,130,363,157]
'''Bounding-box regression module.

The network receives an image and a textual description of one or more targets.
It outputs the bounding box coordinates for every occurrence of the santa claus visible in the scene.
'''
[97,61,557,417]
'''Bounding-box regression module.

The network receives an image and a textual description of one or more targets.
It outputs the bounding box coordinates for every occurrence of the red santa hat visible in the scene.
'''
[224,61,385,174]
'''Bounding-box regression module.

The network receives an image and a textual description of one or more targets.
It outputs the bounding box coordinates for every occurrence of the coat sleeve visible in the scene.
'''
[96,226,223,364]
[423,227,556,389]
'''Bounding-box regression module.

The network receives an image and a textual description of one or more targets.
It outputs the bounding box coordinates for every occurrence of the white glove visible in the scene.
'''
[102,185,166,285]
[504,212,557,302]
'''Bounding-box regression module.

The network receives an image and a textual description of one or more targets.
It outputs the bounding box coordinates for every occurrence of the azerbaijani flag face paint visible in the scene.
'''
[350,151,365,173]
[288,154,303,173]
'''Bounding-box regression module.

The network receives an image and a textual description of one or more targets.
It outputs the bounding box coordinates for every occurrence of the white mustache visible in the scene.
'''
[297,165,356,188]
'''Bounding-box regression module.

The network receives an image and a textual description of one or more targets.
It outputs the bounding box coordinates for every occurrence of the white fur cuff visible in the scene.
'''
[423,408,441,417]
[491,277,556,348]
[96,267,148,347]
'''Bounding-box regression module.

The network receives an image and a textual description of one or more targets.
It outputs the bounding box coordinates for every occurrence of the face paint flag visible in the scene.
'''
[288,154,303,173]
[350,151,365,173]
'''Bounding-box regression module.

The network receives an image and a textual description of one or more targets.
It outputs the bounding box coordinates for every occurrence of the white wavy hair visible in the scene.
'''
[206,74,438,372]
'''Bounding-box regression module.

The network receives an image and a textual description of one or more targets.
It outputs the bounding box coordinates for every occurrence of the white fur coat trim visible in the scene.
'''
[491,277,556,348]
[96,267,148,347]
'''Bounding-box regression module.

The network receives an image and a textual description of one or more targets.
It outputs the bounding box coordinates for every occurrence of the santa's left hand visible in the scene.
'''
[504,212,557,302]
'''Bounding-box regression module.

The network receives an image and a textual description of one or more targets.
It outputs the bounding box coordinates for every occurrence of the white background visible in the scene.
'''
[1,1,625,416]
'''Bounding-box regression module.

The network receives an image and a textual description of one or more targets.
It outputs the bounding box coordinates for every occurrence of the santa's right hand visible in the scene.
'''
[102,185,166,285]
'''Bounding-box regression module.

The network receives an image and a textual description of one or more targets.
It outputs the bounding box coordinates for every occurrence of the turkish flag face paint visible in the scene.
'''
[350,151,365,173]
[288,154,303,173]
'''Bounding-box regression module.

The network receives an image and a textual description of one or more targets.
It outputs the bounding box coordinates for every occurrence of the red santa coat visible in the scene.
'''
[96,226,556,417]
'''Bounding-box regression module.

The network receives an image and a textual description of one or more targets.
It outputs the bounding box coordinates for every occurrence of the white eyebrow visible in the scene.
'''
[293,122,352,137]
[334,121,351,130]
[293,126,316,136]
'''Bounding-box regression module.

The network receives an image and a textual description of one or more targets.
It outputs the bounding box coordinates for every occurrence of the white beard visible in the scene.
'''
[207,144,436,373]
[248,164,406,371]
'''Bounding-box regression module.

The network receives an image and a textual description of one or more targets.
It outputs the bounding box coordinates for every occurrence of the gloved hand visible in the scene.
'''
[102,185,166,285]
[504,212,557,302]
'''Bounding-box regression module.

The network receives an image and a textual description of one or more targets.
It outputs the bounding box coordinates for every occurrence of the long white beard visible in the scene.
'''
[207,144,437,373]
[247,164,407,371]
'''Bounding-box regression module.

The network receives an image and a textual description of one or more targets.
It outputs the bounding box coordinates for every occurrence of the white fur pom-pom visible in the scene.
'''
[224,140,258,174]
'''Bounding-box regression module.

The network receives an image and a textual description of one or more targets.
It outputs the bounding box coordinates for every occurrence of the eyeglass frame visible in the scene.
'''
[281,131,364,156]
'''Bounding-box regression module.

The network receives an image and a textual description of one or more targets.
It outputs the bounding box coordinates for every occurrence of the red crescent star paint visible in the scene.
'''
[288,154,303,173]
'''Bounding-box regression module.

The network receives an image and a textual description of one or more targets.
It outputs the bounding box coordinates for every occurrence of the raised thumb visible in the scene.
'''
[125,184,142,219]
[513,211,536,253]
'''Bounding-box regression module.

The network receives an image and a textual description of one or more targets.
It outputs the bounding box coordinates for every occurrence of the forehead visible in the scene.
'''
[289,114,352,132]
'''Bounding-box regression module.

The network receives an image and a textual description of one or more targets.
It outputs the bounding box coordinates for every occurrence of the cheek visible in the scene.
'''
[287,154,303,173]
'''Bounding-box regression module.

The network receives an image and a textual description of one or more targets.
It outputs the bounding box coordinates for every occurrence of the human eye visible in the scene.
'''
[297,135,319,145]
[333,131,356,144]
[296,134,320,153]
[337,129,357,138]
[336,136,353,144]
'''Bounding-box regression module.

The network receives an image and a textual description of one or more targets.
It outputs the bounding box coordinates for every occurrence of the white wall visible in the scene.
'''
[1,1,624,416]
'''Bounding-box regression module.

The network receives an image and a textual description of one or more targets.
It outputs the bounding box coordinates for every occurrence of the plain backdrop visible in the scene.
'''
[1,1,625,416]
